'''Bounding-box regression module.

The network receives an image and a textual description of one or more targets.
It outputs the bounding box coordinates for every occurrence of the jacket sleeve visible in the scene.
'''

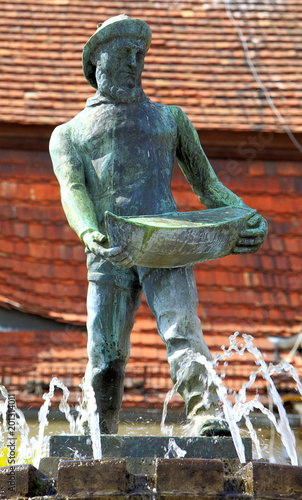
[171,106,247,209]
[49,123,100,242]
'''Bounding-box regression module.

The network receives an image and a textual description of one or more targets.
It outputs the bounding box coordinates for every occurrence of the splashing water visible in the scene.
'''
[0,384,41,466]
[161,348,246,463]
[34,377,77,468]
[164,438,187,458]
[161,332,302,465]
[78,378,102,460]
[0,376,102,467]
[231,334,301,465]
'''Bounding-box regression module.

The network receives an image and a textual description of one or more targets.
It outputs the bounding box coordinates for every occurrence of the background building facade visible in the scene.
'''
[0,0,301,410]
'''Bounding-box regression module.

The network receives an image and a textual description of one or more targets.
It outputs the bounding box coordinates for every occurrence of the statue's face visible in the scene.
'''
[94,37,146,90]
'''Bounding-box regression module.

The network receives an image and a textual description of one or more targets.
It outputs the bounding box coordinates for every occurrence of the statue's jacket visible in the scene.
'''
[50,95,245,282]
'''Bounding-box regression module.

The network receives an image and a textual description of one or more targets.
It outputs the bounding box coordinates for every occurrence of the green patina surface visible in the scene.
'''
[105,207,259,267]
[49,14,268,436]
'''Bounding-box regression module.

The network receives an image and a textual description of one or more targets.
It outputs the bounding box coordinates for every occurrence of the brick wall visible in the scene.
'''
[0,146,301,407]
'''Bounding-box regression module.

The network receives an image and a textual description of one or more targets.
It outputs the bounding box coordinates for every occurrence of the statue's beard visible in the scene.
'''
[97,73,146,104]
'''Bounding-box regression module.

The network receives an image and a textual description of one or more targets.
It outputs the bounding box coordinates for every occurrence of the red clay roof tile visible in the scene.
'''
[0,0,302,132]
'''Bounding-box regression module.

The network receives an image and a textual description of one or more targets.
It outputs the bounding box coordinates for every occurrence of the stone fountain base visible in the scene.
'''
[1,436,302,499]
[48,434,253,461]
[1,456,302,499]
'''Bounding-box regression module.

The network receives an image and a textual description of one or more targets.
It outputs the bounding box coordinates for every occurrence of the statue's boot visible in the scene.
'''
[82,360,125,434]
[192,415,231,436]
[201,420,231,436]
[90,361,125,434]
[186,399,231,437]
[173,359,231,437]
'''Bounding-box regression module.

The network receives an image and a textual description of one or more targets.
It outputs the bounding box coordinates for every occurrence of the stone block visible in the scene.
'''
[127,473,155,495]
[50,434,93,458]
[126,457,156,475]
[49,434,252,461]
[156,458,224,497]
[238,461,302,499]
[0,464,49,498]
[57,458,127,498]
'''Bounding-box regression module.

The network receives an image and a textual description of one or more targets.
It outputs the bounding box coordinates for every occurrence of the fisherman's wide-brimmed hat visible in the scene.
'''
[82,14,152,89]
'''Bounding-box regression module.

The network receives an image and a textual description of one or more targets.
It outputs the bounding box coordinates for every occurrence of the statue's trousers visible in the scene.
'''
[85,262,219,433]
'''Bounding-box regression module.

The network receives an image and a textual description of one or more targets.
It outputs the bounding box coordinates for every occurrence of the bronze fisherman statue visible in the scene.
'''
[50,15,267,435]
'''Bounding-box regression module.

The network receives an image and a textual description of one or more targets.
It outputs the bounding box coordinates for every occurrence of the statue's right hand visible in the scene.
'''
[82,230,107,253]
[82,231,134,268]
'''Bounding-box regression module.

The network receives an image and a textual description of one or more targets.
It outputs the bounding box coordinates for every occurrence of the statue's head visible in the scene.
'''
[83,15,152,93]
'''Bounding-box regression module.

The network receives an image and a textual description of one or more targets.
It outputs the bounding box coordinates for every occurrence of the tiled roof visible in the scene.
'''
[1,0,302,132]
[1,147,301,407]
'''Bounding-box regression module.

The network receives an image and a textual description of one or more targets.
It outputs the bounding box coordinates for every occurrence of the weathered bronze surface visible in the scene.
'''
[105,206,257,268]
[49,14,268,435]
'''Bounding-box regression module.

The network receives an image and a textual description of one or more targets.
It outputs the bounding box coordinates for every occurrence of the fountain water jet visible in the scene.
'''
[161,332,301,466]
[34,377,77,468]
[0,384,34,466]
[161,349,246,463]
[78,378,102,460]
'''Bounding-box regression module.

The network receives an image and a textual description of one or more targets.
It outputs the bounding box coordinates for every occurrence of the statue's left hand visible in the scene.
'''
[232,213,268,254]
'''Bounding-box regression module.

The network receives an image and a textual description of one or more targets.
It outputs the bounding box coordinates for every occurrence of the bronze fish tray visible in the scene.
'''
[105,206,256,268]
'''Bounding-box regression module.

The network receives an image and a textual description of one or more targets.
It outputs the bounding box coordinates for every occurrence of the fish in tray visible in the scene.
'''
[104,206,257,268]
